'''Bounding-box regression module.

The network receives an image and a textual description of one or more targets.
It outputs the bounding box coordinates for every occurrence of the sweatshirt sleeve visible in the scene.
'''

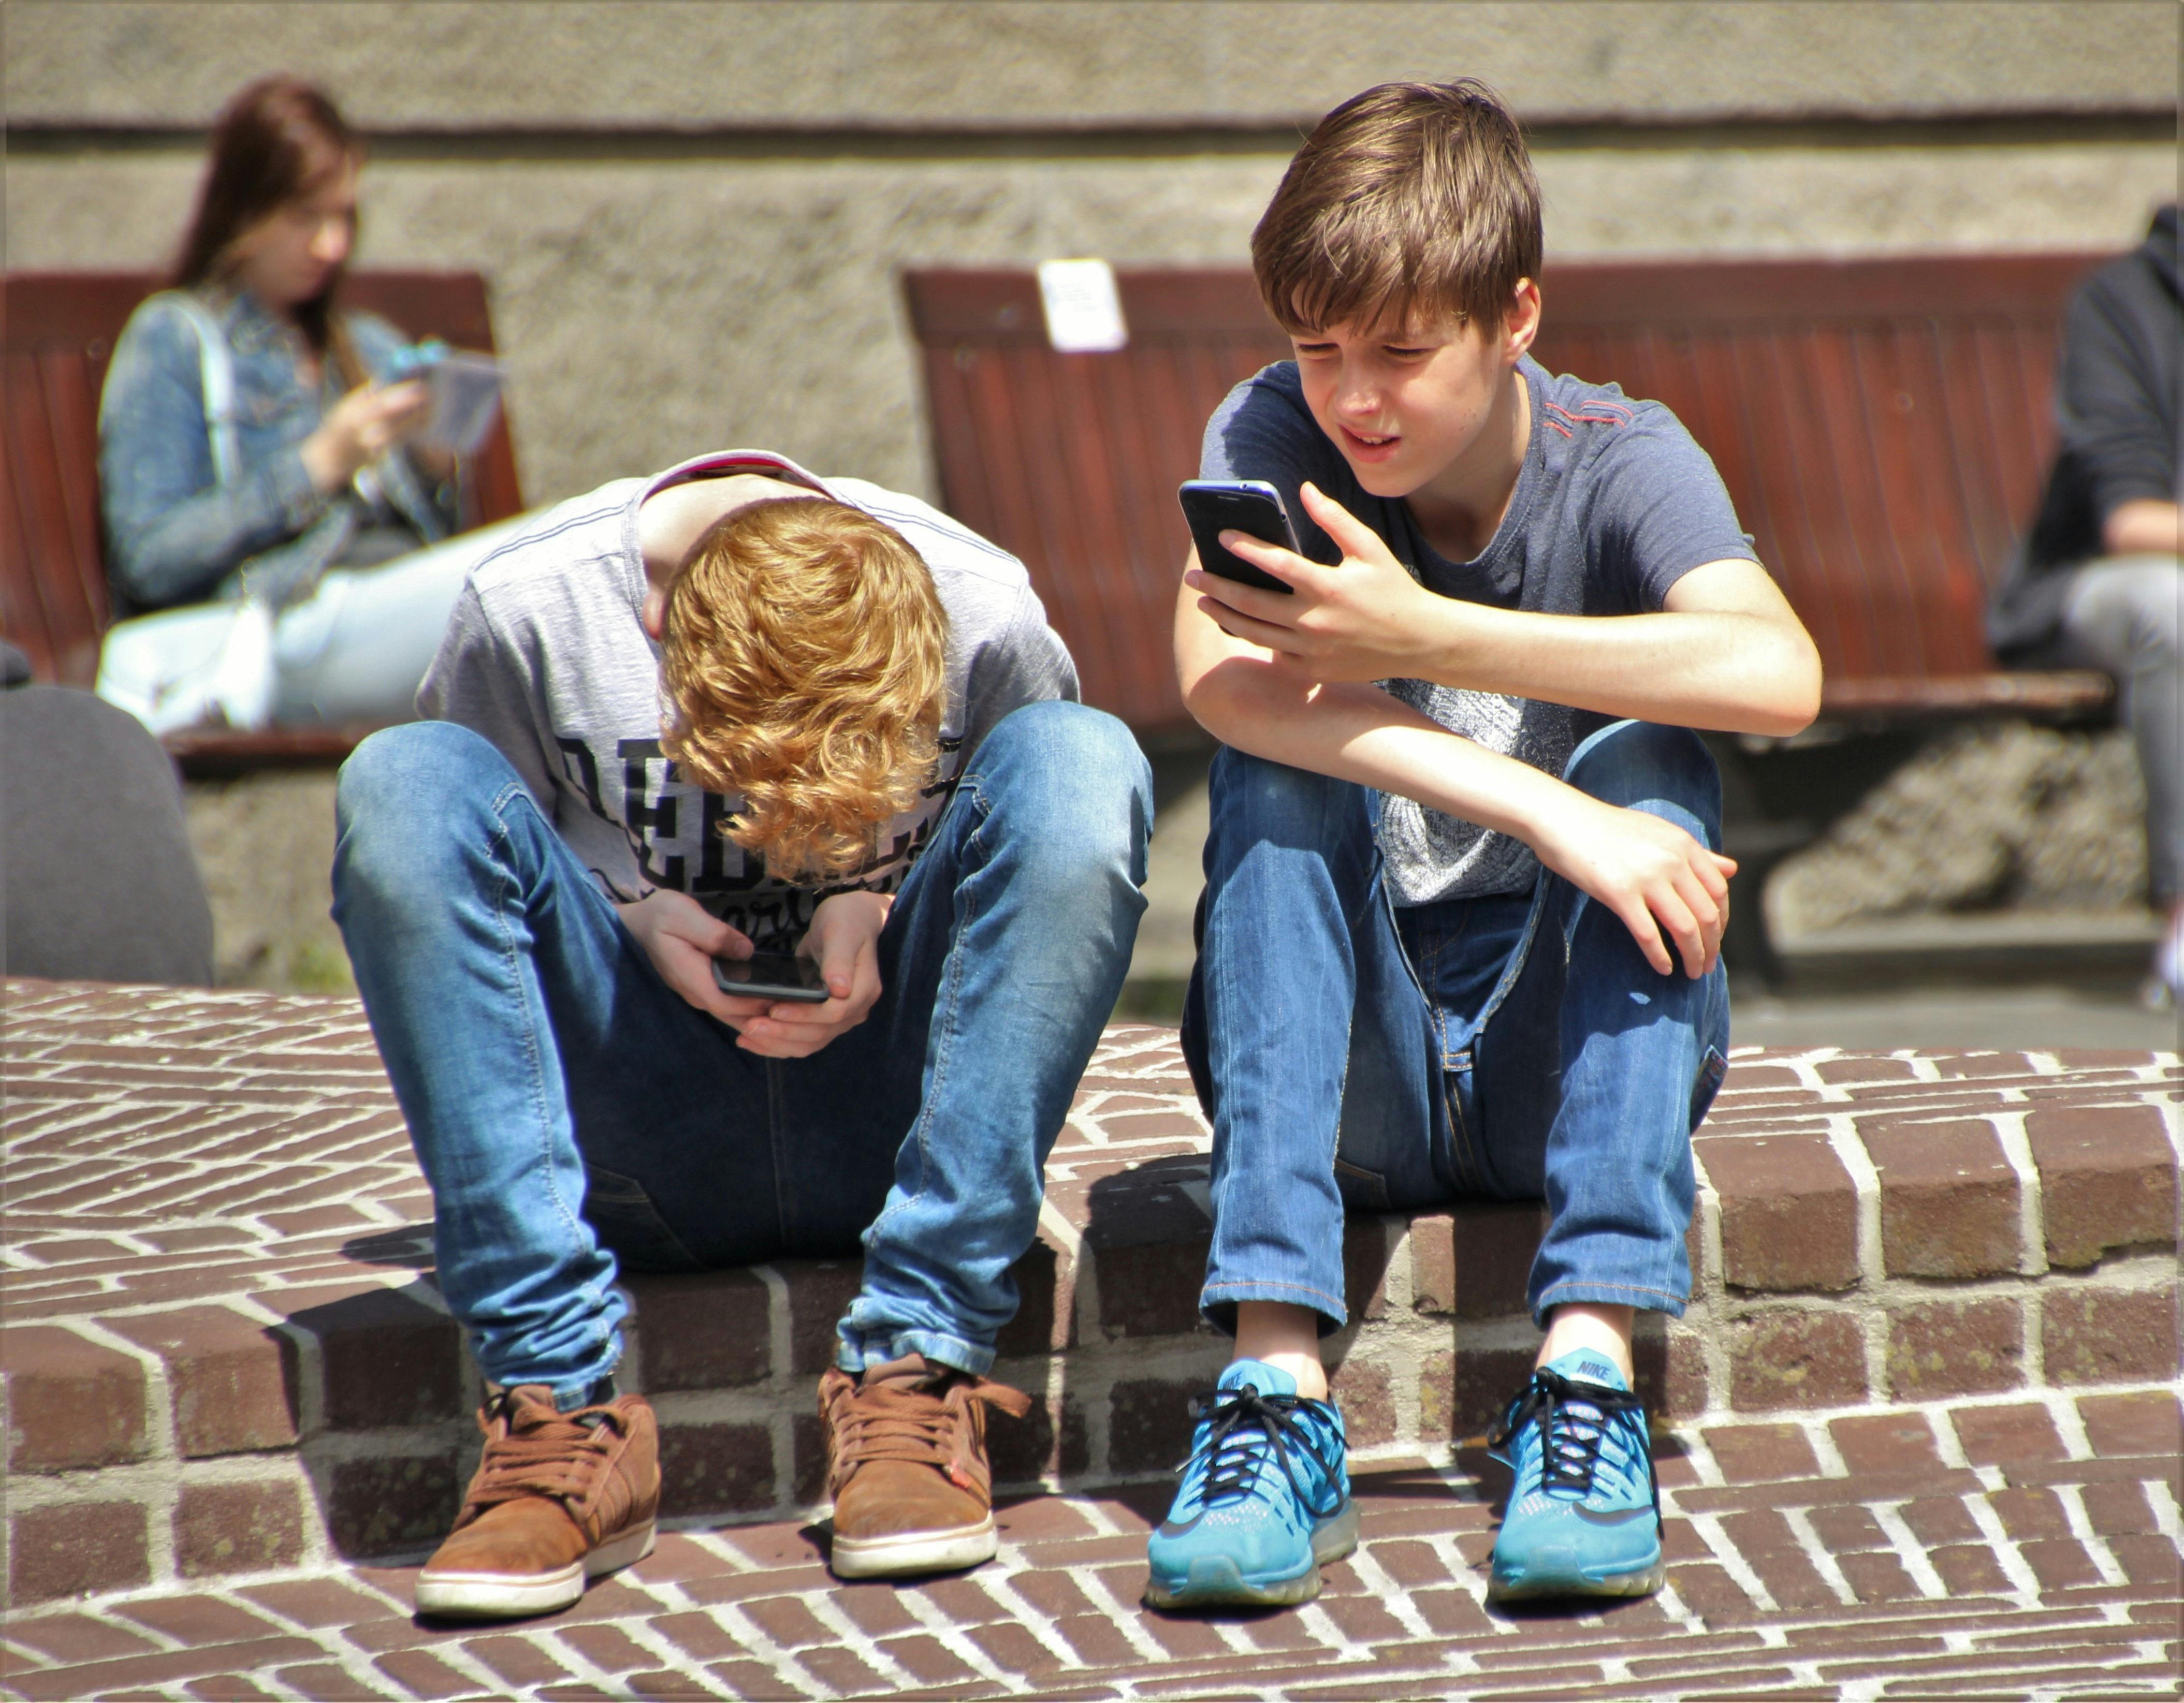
[415,581,559,814]
[2057,272,2179,523]
[958,583,1081,764]
[97,298,332,608]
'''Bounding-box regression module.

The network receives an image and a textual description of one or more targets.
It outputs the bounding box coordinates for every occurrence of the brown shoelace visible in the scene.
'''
[468,1392,630,1512]
[827,1371,1032,1495]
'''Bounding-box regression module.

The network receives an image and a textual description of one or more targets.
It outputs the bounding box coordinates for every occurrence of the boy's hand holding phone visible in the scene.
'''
[1186,482,1446,684]
[617,887,888,1054]
[720,891,890,1060]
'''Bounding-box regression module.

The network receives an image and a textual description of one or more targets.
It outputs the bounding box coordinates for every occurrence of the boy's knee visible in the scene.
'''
[1208,745,1365,850]
[335,722,509,887]
[978,701,1153,835]
[1564,722,1721,846]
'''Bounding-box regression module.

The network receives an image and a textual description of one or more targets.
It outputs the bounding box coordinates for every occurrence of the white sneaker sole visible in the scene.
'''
[414,1521,656,1619]
[828,1514,998,1579]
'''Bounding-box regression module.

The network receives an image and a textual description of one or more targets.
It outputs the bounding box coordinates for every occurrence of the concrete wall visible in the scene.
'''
[10,2,2176,505]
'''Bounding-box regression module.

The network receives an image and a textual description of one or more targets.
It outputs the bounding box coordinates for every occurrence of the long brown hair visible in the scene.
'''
[173,76,362,370]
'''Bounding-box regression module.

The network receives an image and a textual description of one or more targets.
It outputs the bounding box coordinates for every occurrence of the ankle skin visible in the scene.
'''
[1537,1303,1636,1383]
[1233,1301,1329,1400]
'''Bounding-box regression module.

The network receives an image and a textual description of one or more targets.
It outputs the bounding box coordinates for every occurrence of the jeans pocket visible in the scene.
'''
[581,1163,704,1273]
[1690,1045,1729,1130]
[1333,1157,1395,1213]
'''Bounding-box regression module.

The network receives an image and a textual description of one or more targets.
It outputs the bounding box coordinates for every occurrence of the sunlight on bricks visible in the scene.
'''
[1,979,2177,1697]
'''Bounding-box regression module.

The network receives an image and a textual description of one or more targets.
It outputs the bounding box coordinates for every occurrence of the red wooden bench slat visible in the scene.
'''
[1,269,526,759]
[905,257,2117,734]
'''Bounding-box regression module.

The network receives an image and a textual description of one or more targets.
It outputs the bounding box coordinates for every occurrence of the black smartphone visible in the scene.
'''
[1178,479,1300,595]
[712,951,830,1003]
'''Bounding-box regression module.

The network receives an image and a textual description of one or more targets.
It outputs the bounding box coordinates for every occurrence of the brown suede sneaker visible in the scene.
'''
[414,1385,659,1619]
[820,1353,1032,1578]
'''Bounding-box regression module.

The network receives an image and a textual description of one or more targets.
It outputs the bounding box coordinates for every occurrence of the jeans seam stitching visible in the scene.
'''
[1201,1278,1348,1315]
[487,802,589,1256]
[1535,1280,1687,1305]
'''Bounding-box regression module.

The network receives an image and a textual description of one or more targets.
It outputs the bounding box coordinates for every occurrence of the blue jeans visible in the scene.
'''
[332,702,1151,1407]
[1181,720,1730,1333]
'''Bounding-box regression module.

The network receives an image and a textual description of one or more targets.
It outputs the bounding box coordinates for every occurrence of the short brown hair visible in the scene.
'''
[660,498,949,883]
[1251,78,1542,336]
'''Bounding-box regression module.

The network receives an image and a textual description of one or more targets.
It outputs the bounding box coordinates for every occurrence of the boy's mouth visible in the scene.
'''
[1339,424,1401,461]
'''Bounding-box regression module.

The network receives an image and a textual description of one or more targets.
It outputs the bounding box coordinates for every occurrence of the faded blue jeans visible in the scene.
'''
[1182,720,1730,1333]
[333,702,1151,1407]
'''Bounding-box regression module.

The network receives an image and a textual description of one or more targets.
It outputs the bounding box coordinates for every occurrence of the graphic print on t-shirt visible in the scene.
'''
[554,728,965,948]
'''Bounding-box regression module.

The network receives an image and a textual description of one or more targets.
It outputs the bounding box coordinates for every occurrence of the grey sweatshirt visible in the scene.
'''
[418,449,1078,947]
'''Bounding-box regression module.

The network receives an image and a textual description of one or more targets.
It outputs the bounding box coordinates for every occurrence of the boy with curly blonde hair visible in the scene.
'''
[334,451,1149,1618]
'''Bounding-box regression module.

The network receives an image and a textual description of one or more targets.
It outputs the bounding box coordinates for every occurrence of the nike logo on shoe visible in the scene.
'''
[1573,1506,1656,1526]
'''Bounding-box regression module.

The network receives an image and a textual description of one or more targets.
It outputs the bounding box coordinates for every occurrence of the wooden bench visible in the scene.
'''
[905,256,2119,976]
[2,270,524,776]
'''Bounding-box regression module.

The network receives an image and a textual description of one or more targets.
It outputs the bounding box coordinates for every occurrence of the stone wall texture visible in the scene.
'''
[9,1,2177,505]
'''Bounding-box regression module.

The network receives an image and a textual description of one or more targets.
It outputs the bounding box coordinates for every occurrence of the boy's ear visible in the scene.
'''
[1500,278,1542,365]
[640,586,667,641]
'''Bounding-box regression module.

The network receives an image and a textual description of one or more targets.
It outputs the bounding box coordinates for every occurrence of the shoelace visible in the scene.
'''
[1489,1368,1654,1503]
[827,1373,1032,1491]
[470,1394,628,1511]
[1174,1383,1345,1520]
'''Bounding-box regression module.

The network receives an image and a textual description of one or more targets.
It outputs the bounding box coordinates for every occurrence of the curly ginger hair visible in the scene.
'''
[660,497,948,883]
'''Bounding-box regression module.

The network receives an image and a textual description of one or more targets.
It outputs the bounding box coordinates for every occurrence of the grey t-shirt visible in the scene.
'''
[418,449,1079,946]
[1202,356,1756,903]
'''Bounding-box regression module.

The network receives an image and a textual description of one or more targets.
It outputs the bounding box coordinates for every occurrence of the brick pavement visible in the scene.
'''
[4,977,2180,1695]
[1,1382,2178,1700]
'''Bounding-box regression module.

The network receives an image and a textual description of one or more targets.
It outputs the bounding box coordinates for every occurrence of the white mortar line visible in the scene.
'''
[60,1316,183,1589]
[690,1598,828,1699]
[1822,1111,1890,1400]
[1046,1554,1170,1663]
[1342,1540,1435,1640]
[1962,1491,2044,1600]
[2142,1475,2182,1546]
[1293,1607,1363,1659]
[980,1558,1094,1670]
[2049,1481,2130,1587]
[1868,1501,1948,1599]
[1985,1107,2051,1280]
[592,1597,749,1698]
[1647,1578,1708,1635]
[1688,1510,1781,1612]
[2037,1386,2099,1460]
[793,1589,922,1693]
[1800,1413,1853,1479]
[1781,1505,1859,1605]
[891,1581,1026,1685]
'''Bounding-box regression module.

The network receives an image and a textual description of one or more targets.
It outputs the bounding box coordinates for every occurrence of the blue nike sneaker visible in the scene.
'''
[1486,1349,1663,1603]
[1145,1359,1357,1610]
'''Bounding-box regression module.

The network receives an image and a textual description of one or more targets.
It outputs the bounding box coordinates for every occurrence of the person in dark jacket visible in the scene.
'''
[1991,204,2181,1002]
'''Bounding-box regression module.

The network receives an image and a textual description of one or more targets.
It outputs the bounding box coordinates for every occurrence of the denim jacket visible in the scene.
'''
[98,287,455,615]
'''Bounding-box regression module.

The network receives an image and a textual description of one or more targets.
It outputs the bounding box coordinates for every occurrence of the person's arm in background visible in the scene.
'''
[98,298,427,609]
[2104,499,2181,556]
[2059,257,2179,561]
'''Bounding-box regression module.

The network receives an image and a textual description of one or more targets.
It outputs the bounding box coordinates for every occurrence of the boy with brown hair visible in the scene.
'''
[333,451,1151,1617]
[1148,81,1819,1609]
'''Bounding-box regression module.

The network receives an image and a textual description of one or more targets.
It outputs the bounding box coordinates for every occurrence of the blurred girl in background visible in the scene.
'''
[96,75,516,733]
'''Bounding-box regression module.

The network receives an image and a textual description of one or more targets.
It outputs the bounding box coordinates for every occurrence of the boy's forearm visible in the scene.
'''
[1409,598,1821,737]
[1183,649,1577,849]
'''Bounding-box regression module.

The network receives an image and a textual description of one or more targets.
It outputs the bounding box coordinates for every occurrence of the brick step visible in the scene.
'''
[2,980,2176,1606]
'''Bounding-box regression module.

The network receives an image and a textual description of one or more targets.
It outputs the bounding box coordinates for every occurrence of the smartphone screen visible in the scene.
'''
[712,951,830,1003]
[1178,479,1300,595]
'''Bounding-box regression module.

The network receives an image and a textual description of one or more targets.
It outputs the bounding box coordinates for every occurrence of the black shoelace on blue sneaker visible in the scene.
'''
[1489,1367,1656,1503]
[1175,1383,1345,1518]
